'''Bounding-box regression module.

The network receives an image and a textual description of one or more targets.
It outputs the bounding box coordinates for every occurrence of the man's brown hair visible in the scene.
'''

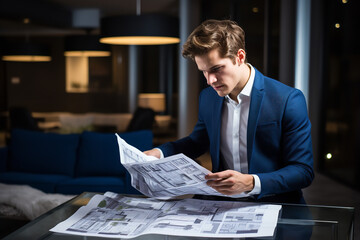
[182,19,246,64]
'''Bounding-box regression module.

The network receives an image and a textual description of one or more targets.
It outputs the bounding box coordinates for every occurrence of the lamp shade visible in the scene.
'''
[100,14,180,45]
[64,35,111,57]
[2,43,51,62]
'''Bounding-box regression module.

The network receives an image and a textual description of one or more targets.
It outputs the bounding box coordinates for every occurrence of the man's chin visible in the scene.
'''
[215,91,227,97]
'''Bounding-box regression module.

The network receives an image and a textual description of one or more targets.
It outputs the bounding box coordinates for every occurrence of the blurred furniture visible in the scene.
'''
[32,112,133,133]
[138,93,166,113]
[30,112,172,134]
[58,114,94,133]
[126,107,155,132]
[0,128,153,195]
[9,107,41,131]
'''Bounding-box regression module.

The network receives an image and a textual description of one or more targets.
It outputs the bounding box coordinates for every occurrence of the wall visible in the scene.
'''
[2,36,129,114]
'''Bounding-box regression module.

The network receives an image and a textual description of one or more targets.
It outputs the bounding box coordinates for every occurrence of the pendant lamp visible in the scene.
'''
[99,0,179,45]
[2,43,51,62]
[1,17,51,62]
[64,35,111,57]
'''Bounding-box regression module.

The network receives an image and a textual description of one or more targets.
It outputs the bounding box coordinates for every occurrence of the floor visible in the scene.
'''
[303,171,360,240]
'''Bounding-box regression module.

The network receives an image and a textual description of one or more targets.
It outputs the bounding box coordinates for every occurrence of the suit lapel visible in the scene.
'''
[212,94,224,172]
[247,69,265,170]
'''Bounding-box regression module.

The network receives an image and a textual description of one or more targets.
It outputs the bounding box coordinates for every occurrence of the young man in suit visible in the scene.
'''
[145,19,314,204]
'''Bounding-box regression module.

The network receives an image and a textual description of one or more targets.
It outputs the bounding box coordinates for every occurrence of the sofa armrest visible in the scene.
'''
[0,146,8,172]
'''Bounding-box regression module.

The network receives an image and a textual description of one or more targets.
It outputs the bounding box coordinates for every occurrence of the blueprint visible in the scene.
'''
[51,192,282,239]
[115,134,248,199]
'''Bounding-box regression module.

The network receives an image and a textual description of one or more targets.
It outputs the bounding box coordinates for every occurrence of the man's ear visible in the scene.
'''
[236,49,246,65]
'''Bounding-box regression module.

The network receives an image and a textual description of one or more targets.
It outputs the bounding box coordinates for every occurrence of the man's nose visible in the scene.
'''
[207,73,217,85]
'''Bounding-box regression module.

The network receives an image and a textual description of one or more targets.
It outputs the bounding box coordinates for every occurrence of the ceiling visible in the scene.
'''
[47,0,179,16]
[0,0,179,36]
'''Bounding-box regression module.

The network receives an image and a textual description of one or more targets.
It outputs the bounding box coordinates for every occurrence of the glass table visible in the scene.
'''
[3,192,354,240]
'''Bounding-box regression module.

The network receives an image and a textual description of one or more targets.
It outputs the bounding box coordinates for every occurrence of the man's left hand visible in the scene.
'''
[205,170,254,195]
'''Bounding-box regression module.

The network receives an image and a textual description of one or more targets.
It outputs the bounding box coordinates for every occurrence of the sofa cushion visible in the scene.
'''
[9,129,80,176]
[76,130,153,177]
[55,177,127,195]
[76,131,125,177]
[0,172,71,193]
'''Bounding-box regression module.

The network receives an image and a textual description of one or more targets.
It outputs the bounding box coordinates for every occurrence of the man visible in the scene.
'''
[145,19,314,204]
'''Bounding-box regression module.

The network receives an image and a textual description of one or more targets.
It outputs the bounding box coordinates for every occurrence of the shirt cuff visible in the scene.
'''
[154,148,164,159]
[248,174,261,195]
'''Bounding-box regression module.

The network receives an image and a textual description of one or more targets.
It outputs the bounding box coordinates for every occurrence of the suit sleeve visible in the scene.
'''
[158,91,210,159]
[256,89,314,199]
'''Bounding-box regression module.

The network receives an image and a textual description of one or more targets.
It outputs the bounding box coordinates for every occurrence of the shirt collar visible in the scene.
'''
[225,63,255,102]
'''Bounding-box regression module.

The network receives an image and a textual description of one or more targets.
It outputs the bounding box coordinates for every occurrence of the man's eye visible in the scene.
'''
[212,67,222,72]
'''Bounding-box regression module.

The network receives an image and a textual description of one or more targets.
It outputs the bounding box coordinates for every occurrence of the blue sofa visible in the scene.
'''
[0,128,153,195]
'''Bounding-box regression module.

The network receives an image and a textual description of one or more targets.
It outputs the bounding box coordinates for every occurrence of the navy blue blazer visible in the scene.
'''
[159,68,314,203]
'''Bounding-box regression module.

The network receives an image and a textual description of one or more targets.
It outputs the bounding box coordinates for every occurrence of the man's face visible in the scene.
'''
[195,49,246,100]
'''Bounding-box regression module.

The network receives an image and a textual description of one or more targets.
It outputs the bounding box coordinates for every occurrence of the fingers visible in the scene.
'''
[205,170,234,180]
[207,181,245,196]
[206,177,235,187]
[205,171,254,195]
[210,185,240,196]
[143,149,161,159]
[205,170,238,188]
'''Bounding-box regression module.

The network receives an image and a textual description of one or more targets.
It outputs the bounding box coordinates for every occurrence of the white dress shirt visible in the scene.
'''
[157,64,261,197]
[220,64,261,196]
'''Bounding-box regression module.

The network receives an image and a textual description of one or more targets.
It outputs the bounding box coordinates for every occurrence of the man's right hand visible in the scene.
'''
[143,148,161,159]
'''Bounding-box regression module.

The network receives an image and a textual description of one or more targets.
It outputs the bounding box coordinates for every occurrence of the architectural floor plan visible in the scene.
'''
[116,134,249,199]
[51,192,282,239]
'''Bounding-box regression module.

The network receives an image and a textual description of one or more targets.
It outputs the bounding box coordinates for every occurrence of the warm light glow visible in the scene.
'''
[252,7,259,13]
[23,18,30,24]
[64,51,111,57]
[100,36,180,45]
[138,93,166,112]
[326,153,332,159]
[335,23,341,28]
[342,0,348,3]
[2,55,51,62]
[66,56,89,93]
